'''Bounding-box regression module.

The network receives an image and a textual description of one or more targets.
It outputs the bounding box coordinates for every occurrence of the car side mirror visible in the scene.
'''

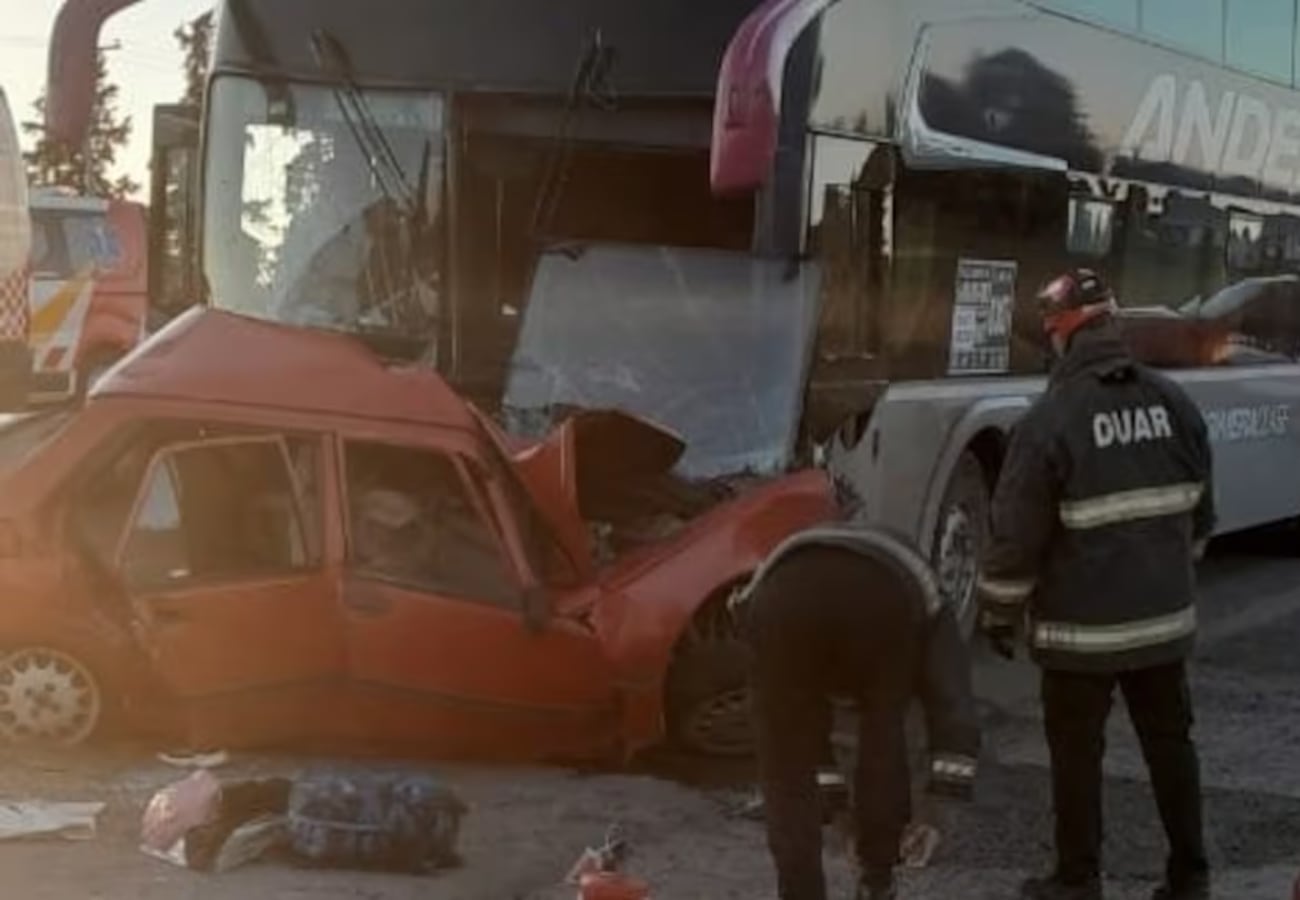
[521,584,551,634]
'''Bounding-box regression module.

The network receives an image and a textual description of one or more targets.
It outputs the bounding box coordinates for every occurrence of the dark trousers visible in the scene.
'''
[1042,662,1208,884]
[748,548,922,900]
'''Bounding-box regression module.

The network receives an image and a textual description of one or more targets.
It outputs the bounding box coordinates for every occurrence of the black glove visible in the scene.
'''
[979,613,1018,661]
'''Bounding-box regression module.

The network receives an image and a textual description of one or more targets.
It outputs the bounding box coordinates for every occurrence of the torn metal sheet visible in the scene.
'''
[0,800,106,842]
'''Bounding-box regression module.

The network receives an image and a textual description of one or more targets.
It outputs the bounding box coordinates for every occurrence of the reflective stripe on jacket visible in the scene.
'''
[977,323,1215,673]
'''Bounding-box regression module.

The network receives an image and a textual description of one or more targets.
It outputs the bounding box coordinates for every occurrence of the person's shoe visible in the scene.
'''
[1021,873,1104,900]
[1150,873,1210,900]
[855,866,897,900]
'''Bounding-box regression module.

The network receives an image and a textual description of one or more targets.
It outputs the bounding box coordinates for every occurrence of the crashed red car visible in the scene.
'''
[0,309,833,760]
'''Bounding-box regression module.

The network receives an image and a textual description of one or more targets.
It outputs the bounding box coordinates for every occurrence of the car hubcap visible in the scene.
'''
[936,505,977,624]
[0,648,101,745]
[686,687,752,756]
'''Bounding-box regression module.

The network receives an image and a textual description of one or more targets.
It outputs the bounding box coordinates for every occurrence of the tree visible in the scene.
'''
[175,10,215,107]
[22,50,139,199]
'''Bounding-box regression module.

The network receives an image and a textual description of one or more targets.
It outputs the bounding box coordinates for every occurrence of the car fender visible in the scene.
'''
[593,469,834,681]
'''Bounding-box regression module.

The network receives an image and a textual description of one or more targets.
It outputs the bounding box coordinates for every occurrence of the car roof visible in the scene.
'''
[96,308,478,432]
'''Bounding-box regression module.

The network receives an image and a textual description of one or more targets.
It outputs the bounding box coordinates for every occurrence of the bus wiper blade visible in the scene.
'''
[310,29,415,213]
[530,29,618,241]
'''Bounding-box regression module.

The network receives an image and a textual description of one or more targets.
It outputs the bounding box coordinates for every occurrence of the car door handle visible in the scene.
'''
[342,587,392,617]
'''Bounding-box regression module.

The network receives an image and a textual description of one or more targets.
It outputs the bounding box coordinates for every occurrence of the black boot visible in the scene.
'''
[855,866,897,900]
[1150,872,1210,900]
[1021,872,1104,900]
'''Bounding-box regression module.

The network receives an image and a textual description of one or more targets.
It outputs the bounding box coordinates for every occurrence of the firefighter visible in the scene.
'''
[977,268,1214,900]
[740,526,981,900]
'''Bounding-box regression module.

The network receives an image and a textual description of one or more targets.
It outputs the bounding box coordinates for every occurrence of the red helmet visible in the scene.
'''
[1037,268,1116,344]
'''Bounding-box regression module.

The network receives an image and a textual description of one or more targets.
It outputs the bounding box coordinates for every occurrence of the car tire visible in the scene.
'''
[931,451,991,640]
[666,637,754,758]
[0,645,108,746]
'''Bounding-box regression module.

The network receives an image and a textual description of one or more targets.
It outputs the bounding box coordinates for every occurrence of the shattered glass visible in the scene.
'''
[203,76,445,343]
[502,245,822,480]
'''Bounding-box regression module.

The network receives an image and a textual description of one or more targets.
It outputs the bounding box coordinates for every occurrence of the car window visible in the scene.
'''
[344,441,517,605]
[120,436,320,589]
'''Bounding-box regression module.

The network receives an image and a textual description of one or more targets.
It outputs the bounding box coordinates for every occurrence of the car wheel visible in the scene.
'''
[0,646,104,746]
[667,596,754,757]
[667,640,753,757]
[931,451,991,639]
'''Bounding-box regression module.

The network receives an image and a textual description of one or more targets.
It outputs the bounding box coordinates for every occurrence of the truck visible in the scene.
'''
[27,188,149,399]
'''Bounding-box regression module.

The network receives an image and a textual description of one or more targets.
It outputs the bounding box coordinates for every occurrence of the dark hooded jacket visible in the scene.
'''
[978,321,1215,672]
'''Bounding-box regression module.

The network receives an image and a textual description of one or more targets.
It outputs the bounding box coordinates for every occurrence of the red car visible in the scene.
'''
[0,309,833,760]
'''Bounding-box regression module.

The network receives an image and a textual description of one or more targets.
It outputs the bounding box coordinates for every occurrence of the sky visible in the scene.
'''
[0,0,214,199]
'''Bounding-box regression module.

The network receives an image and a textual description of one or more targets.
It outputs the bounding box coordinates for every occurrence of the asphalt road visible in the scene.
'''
[922,532,1300,899]
[0,535,1296,899]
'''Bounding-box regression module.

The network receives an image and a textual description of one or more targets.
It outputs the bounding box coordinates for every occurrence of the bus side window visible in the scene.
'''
[1067,197,1115,259]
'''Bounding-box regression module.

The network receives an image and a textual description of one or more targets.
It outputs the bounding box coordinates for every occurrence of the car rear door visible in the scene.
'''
[337,437,619,761]
[115,433,343,748]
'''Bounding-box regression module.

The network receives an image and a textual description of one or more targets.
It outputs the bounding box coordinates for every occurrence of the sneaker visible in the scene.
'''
[1021,873,1104,900]
[158,748,229,769]
[1150,874,1210,900]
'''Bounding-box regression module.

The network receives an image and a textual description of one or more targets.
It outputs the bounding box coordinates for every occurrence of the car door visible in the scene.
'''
[337,437,618,761]
[116,433,343,748]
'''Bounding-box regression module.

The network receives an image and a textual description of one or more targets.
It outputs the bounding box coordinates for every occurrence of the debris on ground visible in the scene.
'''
[565,825,651,900]
[287,766,467,875]
[140,769,223,867]
[900,822,941,869]
[141,769,292,872]
[0,800,106,841]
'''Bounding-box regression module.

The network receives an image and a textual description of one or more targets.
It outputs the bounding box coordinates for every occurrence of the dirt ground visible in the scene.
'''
[1,545,1299,899]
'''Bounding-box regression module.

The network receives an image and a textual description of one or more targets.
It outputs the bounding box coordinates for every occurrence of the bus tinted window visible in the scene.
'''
[1225,0,1294,84]
[1043,0,1138,30]
[1143,0,1224,62]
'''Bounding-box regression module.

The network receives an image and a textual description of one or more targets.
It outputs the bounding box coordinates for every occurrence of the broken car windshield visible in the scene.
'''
[502,245,823,480]
[203,75,445,341]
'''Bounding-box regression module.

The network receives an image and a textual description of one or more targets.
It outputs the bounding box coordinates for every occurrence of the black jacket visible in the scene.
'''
[741,527,981,798]
[978,322,1215,673]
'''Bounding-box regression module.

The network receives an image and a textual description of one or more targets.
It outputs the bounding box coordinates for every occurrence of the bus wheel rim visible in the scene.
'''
[937,505,977,621]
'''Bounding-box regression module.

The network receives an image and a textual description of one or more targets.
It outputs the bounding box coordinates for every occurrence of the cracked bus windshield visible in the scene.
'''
[203,76,445,342]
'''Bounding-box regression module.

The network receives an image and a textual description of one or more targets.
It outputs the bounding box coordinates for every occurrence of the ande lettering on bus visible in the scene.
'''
[1122,75,1300,192]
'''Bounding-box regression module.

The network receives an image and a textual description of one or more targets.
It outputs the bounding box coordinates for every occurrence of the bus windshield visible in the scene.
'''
[203,75,446,342]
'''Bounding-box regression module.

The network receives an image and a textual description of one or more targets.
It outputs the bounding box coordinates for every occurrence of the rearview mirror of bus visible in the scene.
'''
[148,104,201,321]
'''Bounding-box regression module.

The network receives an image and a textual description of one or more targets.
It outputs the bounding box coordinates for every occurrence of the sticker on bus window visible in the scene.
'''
[948,259,1017,375]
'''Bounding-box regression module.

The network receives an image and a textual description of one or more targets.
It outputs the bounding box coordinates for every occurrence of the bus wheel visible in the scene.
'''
[932,452,990,639]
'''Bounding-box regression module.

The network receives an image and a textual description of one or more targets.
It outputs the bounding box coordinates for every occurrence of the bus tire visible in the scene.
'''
[931,451,990,640]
